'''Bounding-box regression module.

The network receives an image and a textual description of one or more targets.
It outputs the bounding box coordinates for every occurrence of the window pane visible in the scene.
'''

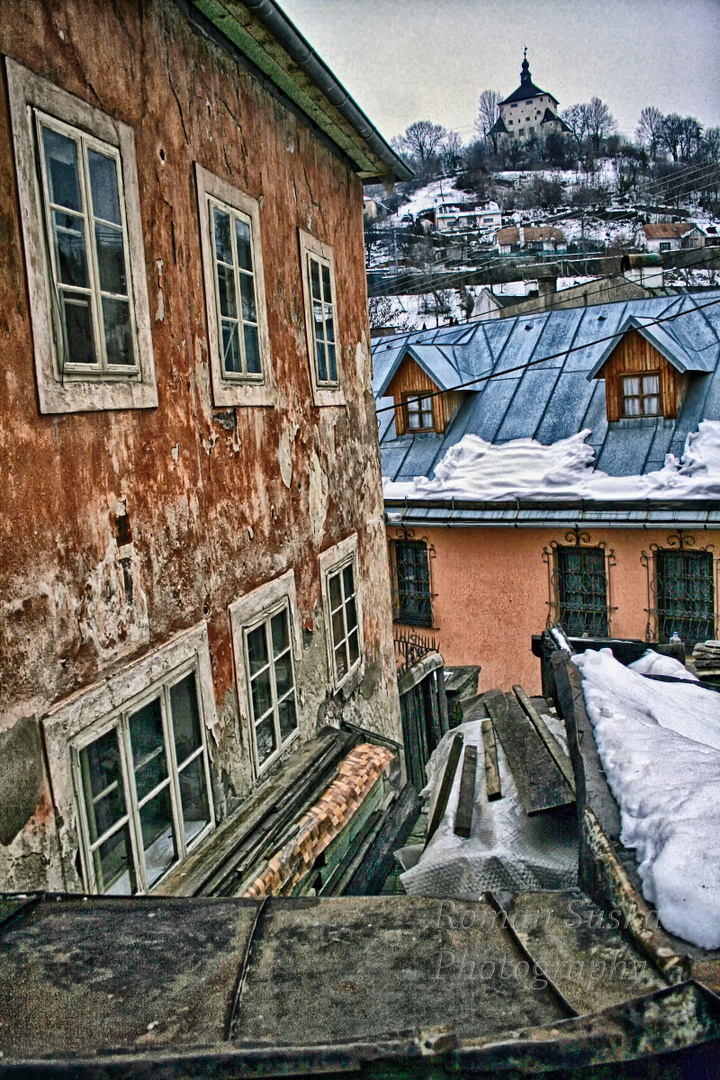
[324,304,334,343]
[216,262,237,318]
[80,728,125,844]
[87,150,121,225]
[221,322,241,373]
[623,396,641,417]
[274,652,294,698]
[95,223,127,295]
[239,273,257,323]
[329,571,342,611]
[247,625,268,675]
[61,293,96,365]
[408,410,421,430]
[140,787,177,887]
[313,301,325,343]
[332,607,345,647]
[256,716,276,765]
[213,208,233,264]
[178,756,210,846]
[335,643,348,680]
[93,824,136,895]
[170,673,203,765]
[42,127,81,212]
[271,609,289,657]
[53,211,89,288]
[235,218,252,271]
[326,343,337,382]
[643,375,660,394]
[343,564,355,599]
[251,667,272,720]
[129,697,168,802]
[102,297,134,366]
[243,324,261,374]
[321,262,331,301]
[644,396,660,415]
[316,340,327,382]
[348,628,359,666]
[310,257,321,301]
[278,696,297,742]
[623,376,640,396]
[345,595,358,632]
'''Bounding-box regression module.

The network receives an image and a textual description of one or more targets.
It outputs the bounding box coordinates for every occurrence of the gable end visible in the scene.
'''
[596,329,685,422]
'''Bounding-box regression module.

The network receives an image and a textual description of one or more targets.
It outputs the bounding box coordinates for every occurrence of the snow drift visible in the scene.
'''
[574,647,720,949]
[384,420,720,502]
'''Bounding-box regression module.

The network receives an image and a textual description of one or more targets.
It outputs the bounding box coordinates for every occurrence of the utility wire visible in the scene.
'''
[374,293,720,416]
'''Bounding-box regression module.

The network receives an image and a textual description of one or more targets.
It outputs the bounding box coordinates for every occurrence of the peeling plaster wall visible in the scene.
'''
[0,0,400,891]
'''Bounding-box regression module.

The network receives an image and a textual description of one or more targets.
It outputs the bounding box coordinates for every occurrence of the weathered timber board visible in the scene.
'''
[513,684,576,794]
[425,732,463,843]
[482,690,574,816]
[481,719,502,801]
[454,745,477,838]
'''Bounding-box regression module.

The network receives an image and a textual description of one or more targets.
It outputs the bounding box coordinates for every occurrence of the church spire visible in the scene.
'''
[520,47,531,85]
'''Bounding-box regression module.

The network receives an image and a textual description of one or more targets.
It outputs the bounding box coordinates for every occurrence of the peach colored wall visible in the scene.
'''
[393,525,718,696]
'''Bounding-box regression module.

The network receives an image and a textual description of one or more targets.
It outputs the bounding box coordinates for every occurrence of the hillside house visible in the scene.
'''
[490,51,571,145]
[0,0,412,897]
[374,292,720,694]
[495,226,567,254]
[436,202,502,235]
[636,223,705,253]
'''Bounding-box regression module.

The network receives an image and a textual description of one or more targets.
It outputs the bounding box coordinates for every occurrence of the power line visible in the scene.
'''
[375,293,720,417]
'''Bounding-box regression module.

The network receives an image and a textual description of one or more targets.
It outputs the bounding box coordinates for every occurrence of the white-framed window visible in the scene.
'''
[229,570,303,779]
[195,165,274,408]
[298,228,344,406]
[319,534,364,691]
[6,59,157,414]
[42,623,218,894]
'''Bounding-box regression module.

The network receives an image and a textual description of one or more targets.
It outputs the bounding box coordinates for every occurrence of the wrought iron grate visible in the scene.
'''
[655,548,715,647]
[555,544,609,637]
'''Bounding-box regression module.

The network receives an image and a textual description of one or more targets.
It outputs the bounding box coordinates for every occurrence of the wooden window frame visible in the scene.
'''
[319,534,364,692]
[403,391,436,432]
[622,372,661,418]
[241,601,300,779]
[298,229,344,407]
[196,165,274,408]
[6,58,157,414]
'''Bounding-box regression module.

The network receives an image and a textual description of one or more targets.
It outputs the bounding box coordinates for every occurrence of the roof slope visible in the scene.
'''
[641,223,696,240]
[374,290,720,483]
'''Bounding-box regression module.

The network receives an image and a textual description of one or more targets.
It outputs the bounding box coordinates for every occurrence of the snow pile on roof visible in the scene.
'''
[384,421,720,502]
[574,648,720,949]
[628,649,699,681]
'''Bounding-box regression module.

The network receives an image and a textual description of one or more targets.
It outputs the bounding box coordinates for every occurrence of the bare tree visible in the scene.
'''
[475,90,501,151]
[636,106,664,161]
[440,130,464,172]
[702,127,720,162]
[562,102,590,152]
[585,97,617,154]
[678,116,703,160]
[391,120,448,162]
[659,113,684,162]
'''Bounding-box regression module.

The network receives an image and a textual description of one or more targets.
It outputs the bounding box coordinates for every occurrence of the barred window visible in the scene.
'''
[392,540,432,627]
[555,545,608,637]
[655,549,715,647]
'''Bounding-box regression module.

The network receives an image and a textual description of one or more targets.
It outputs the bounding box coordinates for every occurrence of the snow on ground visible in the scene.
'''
[390,178,464,222]
[574,648,720,948]
[383,421,720,502]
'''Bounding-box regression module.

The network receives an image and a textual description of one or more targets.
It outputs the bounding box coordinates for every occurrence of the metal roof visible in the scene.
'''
[374,290,720,497]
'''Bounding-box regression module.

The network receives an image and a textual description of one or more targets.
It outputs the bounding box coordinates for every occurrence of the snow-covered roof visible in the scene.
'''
[640,222,697,240]
[373,291,720,504]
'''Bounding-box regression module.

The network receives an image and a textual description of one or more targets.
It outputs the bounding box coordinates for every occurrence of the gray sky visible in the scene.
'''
[279,0,720,145]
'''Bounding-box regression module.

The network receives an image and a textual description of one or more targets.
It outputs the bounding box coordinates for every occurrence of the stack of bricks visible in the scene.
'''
[243,743,395,898]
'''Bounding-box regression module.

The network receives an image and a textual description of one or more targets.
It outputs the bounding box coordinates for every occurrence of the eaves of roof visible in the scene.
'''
[500,81,558,106]
[190,0,413,182]
[385,498,720,530]
[586,314,715,380]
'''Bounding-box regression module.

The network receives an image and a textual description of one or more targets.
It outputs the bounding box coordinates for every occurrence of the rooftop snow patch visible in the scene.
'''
[573,648,720,950]
[383,421,720,502]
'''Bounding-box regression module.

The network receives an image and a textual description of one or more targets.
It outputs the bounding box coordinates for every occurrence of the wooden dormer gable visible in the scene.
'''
[386,351,463,435]
[593,328,687,423]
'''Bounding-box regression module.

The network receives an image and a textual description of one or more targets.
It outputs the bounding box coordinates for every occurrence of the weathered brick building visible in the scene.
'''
[0,0,411,894]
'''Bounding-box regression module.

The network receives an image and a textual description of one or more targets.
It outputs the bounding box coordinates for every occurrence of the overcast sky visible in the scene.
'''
[279,0,720,145]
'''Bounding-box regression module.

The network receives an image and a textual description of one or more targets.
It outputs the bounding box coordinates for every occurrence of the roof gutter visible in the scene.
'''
[193,0,413,183]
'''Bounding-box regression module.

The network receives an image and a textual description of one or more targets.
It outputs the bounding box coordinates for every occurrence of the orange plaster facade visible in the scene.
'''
[390,525,720,696]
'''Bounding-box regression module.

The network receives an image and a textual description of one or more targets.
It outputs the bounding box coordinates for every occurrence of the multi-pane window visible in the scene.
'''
[392,540,432,626]
[209,198,262,380]
[308,252,337,385]
[244,604,298,772]
[36,112,137,375]
[72,667,213,895]
[655,549,715,647]
[556,545,609,637]
[403,392,435,431]
[622,374,661,417]
[328,562,361,685]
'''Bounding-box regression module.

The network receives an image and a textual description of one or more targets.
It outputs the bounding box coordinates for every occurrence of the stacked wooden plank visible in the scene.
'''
[692,640,720,671]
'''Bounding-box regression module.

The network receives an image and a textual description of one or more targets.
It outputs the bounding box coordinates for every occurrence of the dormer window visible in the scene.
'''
[404,392,435,431]
[622,374,661,417]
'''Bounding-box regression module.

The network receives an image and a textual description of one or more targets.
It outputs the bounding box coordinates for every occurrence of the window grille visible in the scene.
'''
[209,198,262,380]
[390,532,434,627]
[544,530,613,637]
[307,251,337,385]
[643,533,717,648]
[244,603,298,771]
